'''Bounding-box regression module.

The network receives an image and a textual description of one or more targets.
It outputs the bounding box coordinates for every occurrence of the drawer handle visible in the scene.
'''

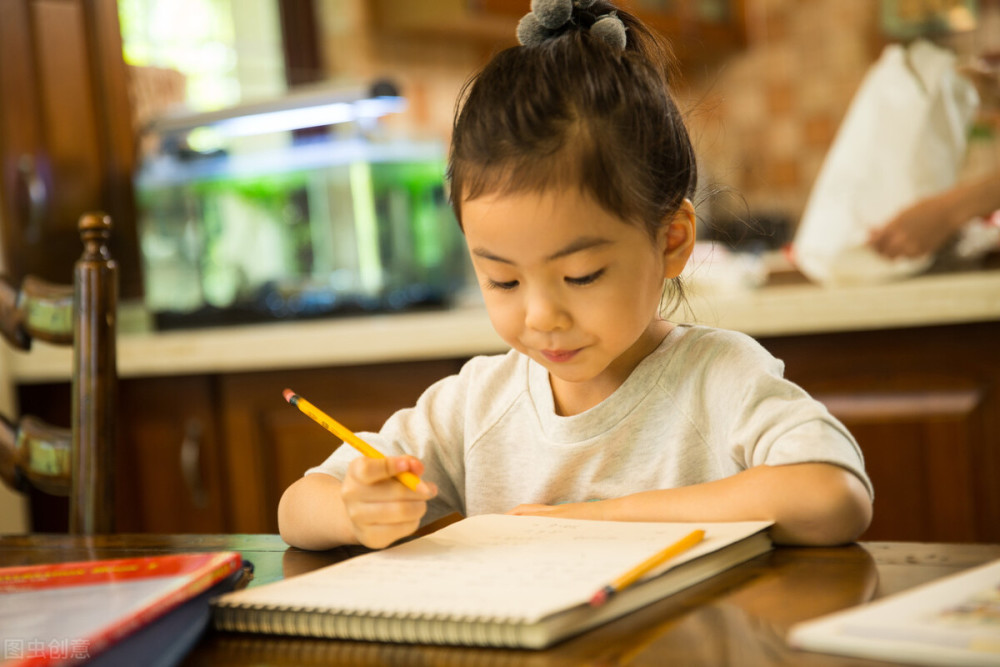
[17,155,47,244]
[180,418,208,508]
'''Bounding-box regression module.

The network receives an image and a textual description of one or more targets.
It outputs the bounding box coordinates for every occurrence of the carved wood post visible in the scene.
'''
[71,213,117,534]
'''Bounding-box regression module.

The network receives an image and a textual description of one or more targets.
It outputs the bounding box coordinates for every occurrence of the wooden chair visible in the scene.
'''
[0,213,118,534]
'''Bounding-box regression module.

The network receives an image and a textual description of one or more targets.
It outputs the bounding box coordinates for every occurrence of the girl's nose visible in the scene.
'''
[524,287,570,332]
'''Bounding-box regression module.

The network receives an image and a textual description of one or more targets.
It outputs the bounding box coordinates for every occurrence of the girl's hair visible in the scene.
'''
[447,1,697,242]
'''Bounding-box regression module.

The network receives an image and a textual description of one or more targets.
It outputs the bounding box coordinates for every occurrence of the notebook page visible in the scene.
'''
[230,515,770,623]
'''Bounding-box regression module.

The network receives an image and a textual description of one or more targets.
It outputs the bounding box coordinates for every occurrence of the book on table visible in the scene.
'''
[0,551,244,667]
[788,556,1000,666]
[211,514,773,649]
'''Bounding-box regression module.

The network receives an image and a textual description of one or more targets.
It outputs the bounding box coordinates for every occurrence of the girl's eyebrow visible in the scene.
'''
[471,236,612,265]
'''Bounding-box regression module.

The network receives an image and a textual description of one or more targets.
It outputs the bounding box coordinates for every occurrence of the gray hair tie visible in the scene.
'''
[516,0,627,51]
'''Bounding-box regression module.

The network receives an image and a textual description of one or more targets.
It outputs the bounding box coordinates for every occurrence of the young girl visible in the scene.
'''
[278,0,873,551]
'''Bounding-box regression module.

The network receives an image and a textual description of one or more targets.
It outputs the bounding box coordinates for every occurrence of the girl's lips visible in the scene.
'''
[541,349,580,363]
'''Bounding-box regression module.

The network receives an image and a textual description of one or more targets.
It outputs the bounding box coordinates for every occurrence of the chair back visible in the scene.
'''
[0,212,117,533]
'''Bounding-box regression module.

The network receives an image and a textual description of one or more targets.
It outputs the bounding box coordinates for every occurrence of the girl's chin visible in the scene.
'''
[541,361,602,385]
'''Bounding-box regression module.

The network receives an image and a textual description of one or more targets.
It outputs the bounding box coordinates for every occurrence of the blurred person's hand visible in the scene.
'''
[960,56,1000,119]
[870,173,1000,259]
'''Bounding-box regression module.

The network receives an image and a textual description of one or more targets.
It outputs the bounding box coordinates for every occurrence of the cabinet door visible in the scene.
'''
[218,359,465,534]
[813,381,990,542]
[0,0,141,296]
[762,322,1000,543]
[115,376,229,533]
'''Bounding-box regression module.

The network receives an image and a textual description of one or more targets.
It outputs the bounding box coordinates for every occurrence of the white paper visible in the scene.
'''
[227,515,772,623]
[789,557,1000,666]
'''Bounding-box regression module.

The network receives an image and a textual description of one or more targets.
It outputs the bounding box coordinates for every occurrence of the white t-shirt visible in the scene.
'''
[308,325,873,526]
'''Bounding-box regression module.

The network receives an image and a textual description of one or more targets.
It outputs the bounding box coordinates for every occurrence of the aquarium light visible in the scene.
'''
[212,96,406,137]
[146,85,407,142]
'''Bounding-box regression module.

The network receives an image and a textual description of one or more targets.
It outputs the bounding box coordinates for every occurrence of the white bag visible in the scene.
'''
[793,40,979,285]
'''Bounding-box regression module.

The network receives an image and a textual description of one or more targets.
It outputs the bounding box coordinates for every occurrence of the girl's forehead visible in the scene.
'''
[461,189,644,260]
[463,187,615,221]
[463,188,616,232]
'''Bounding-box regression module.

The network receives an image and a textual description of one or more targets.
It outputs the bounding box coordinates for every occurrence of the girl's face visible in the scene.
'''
[462,187,694,415]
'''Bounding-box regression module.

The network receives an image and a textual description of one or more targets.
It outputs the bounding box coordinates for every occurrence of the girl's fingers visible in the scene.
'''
[346,456,437,499]
[340,455,437,548]
[348,456,398,485]
[348,456,418,485]
[344,494,429,549]
[348,499,428,525]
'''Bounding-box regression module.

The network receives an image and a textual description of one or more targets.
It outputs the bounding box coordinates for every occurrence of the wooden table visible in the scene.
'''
[1,534,997,666]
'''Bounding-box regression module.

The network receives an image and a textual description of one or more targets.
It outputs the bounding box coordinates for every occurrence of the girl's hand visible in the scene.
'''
[340,456,437,549]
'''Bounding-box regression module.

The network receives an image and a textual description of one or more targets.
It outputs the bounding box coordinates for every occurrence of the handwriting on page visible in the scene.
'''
[259,515,747,622]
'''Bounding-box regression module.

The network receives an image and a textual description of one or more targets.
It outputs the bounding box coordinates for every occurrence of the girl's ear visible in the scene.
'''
[662,199,696,279]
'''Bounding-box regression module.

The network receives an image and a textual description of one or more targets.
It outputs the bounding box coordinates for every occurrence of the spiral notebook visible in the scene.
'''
[211,514,772,649]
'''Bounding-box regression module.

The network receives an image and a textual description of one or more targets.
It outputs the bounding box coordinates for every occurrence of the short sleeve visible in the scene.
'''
[694,330,874,500]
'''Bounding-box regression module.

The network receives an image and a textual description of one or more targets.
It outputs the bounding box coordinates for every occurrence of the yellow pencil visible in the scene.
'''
[589,529,705,607]
[282,388,423,491]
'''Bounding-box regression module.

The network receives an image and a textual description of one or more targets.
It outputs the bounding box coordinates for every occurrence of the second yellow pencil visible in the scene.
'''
[589,529,705,607]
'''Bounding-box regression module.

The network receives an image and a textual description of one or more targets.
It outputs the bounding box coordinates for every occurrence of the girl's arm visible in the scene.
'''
[508,462,872,546]
[278,473,356,550]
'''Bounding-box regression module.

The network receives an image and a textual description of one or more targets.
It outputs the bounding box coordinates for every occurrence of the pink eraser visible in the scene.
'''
[589,589,608,608]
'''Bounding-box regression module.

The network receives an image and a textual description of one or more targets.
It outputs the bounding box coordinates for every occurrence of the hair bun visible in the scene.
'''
[531,0,573,29]
[591,13,627,51]
[517,0,627,51]
[516,12,549,47]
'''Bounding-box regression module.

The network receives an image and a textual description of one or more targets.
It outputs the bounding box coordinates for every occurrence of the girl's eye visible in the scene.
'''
[486,278,519,291]
[565,269,604,286]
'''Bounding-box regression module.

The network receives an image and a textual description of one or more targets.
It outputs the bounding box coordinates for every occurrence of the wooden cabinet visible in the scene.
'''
[622,0,748,62]
[372,0,746,65]
[482,0,748,54]
[0,0,142,297]
[369,0,519,46]
[761,321,1000,544]
[17,319,1000,541]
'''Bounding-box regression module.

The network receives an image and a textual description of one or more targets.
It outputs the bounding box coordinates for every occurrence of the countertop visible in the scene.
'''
[7,268,1000,383]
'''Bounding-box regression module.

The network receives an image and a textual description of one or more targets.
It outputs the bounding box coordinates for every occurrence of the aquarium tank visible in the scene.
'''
[135,87,470,328]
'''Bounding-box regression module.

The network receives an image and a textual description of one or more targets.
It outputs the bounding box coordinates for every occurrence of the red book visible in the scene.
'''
[0,551,243,667]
